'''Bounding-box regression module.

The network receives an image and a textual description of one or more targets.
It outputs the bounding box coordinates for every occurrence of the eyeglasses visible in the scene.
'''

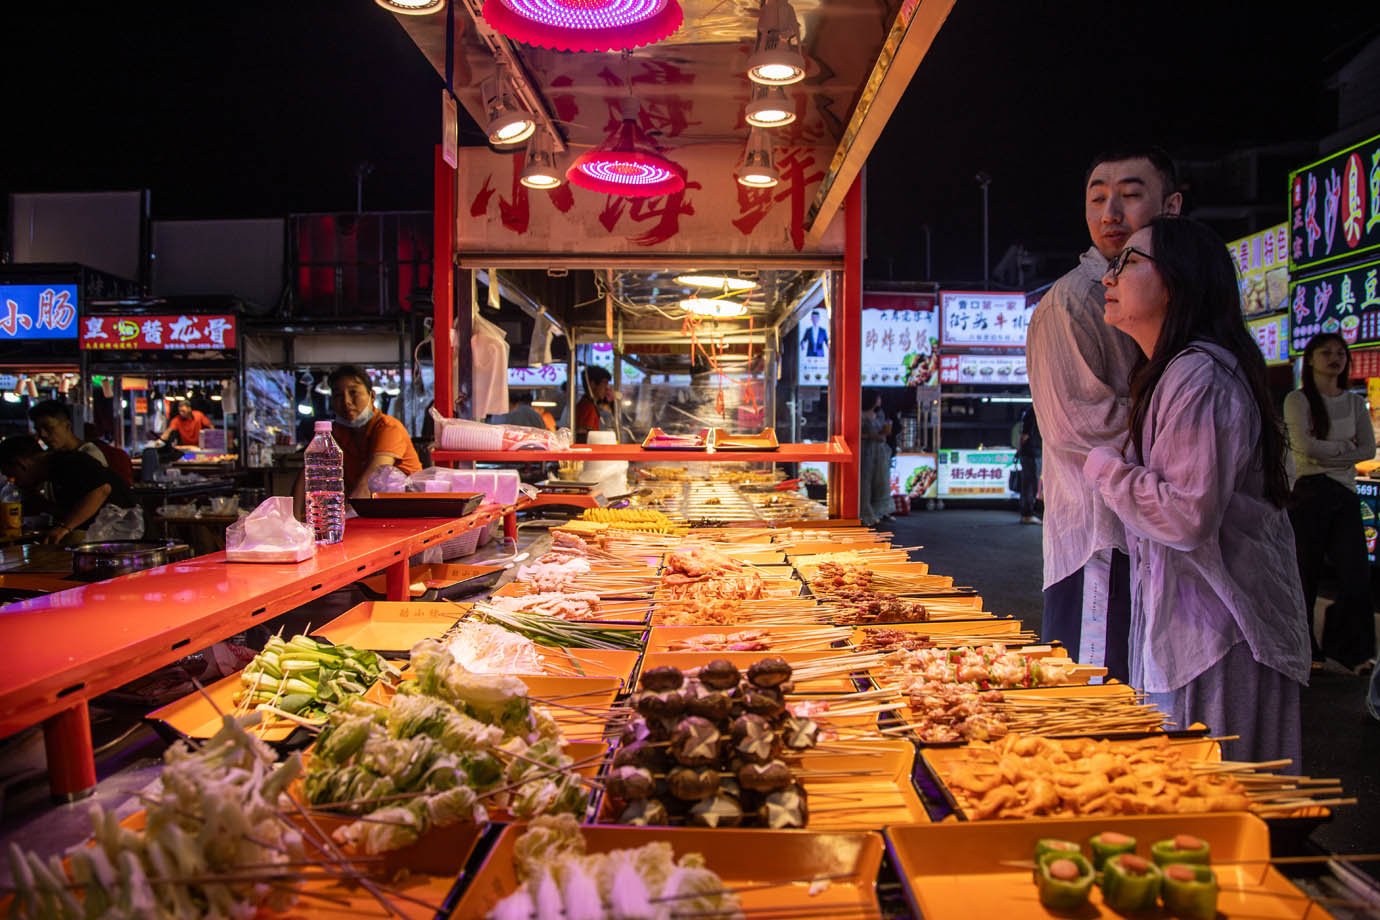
[1107,246,1156,278]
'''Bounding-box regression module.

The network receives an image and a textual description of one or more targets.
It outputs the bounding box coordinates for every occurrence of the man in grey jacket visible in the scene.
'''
[1027,148,1182,682]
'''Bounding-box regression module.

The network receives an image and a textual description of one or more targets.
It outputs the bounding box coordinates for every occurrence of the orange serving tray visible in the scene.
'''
[357,561,502,599]
[534,646,641,685]
[310,601,467,654]
[796,739,931,830]
[849,618,1027,647]
[722,548,788,564]
[645,623,849,653]
[884,813,1332,920]
[146,670,308,743]
[637,649,862,693]
[451,825,885,918]
[709,427,780,451]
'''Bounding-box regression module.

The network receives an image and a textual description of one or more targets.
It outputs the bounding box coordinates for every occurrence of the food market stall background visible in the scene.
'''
[386,0,961,518]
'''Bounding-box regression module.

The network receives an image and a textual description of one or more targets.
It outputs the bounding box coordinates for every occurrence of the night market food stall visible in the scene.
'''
[0,4,1376,920]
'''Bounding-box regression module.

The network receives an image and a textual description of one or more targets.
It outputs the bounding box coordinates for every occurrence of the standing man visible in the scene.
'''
[1017,405,1041,524]
[1027,148,1182,682]
[801,309,829,357]
[159,400,214,447]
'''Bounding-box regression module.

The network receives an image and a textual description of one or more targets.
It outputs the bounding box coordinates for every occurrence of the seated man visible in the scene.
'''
[28,399,134,485]
[0,435,137,544]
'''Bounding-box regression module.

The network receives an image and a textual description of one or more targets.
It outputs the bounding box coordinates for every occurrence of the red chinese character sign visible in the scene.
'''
[79,315,237,351]
[1289,131,1380,273]
[457,144,844,257]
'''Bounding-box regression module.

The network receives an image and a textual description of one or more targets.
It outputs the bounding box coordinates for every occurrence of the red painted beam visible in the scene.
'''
[833,175,865,519]
[432,144,456,421]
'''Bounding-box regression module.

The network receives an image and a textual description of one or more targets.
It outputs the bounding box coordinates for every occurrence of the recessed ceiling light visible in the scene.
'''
[682,298,748,317]
[376,0,445,15]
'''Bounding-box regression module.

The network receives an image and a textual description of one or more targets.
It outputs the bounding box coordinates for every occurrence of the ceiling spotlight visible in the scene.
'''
[747,0,806,86]
[375,0,445,14]
[745,85,795,128]
[682,297,749,318]
[737,130,779,188]
[675,274,759,292]
[520,130,564,189]
[482,69,536,148]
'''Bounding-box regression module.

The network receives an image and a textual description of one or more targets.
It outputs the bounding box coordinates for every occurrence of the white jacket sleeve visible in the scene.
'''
[1027,294,1133,453]
[1083,357,1252,553]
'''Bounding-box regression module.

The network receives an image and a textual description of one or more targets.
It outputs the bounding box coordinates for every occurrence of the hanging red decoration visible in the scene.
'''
[568,99,686,198]
[481,0,683,53]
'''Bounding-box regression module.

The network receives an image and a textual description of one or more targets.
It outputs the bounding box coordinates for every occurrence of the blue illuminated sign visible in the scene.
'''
[0,284,79,340]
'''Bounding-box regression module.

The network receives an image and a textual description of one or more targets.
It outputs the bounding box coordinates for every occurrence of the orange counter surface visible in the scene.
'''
[0,512,494,798]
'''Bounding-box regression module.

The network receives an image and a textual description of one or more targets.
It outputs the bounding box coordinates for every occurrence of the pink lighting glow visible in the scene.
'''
[482,0,683,51]
[567,105,686,197]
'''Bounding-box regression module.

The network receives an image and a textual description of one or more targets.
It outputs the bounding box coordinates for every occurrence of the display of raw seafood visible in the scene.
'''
[445,621,544,674]
[489,590,605,621]
[665,629,775,652]
[515,557,592,592]
[660,546,765,602]
[302,639,586,853]
[6,716,305,919]
[904,680,1010,743]
[939,734,1250,820]
[486,815,743,919]
[886,645,1077,690]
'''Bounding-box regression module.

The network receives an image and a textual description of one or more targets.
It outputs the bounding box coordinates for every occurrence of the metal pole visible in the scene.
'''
[976,171,991,288]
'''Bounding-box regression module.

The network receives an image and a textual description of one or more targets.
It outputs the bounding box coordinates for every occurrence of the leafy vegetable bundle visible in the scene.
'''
[235,634,400,723]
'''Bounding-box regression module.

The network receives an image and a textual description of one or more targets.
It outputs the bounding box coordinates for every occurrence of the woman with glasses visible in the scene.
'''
[1283,333,1376,674]
[1082,216,1310,766]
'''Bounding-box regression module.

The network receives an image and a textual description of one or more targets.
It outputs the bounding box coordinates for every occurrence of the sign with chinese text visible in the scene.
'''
[79,314,237,351]
[860,293,938,387]
[1287,259,1380,354]
[1289,131,1380,274]
[507,364,569,387]
[1246,313,1290,366]
[937,448,1017,499]
[1227,223,1290,315]
[893,452,938,499]
[938,353,1029,386]
[798,306,830,386]
[1356,479,1379,564]
[0,283,78,340]
[457,144,845,257]
[939,292,1033,348]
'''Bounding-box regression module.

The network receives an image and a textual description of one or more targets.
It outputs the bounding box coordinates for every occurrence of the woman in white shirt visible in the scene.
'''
[1083,216,1310,765]
[1283,333,1377,672]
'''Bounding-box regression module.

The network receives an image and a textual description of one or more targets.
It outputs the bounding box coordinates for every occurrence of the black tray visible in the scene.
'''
[349,492,484,518]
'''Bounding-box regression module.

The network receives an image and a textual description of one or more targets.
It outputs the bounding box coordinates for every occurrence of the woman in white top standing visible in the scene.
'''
[1282,333,1377,673]
[1083,216,1310,765]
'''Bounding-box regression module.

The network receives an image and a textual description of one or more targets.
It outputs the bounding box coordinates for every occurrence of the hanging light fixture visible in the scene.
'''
[520,130,564,189]
[675,274,759,292]
[482,67,536,148]
[747,0,806,86]
[375,0,445,14]
[737,130,780,188]
[568,97,686,198]
[682,297,748,318]
[482,0,682,52]
[745,85,795,128]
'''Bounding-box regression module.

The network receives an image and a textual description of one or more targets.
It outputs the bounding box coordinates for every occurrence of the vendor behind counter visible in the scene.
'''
[0,435,136,544]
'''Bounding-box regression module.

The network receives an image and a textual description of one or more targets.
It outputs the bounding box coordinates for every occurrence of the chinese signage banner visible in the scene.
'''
[1288,259,1380,353]
[860,293,938,387]
[892,452,938,499]
[938,353,1029,386]
[1227,223,1290,316]
[0,283,78,340]
[79,314,237,351]
[457,144,845,257]
[1356,479,1379,564]
[508,364,569,387]
[1246,313,1290,366]
[798,306,830,386]
[937,448,1017,498]
[1289,131,1380,274]
[939,292,1033,348]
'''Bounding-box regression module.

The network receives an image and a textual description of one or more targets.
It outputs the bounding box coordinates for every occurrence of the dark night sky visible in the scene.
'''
[4,1,1380,283]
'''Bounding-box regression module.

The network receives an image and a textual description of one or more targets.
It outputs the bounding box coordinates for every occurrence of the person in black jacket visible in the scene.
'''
[1018,406,1042,524]
[0,435,136,544]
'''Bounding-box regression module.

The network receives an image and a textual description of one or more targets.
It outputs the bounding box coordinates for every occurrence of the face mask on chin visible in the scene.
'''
[339,405,374,429]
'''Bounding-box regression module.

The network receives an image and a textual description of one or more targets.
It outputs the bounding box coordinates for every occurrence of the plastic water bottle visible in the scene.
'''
[304,420,345,544]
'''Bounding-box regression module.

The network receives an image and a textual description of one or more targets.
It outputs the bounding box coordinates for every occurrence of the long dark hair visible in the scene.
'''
[1298,333,1350,439]
[1125,217,1290,507]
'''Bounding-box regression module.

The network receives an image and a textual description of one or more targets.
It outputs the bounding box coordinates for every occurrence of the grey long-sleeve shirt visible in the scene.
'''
[1282,389,1376,491]
[1027,248,1144,588]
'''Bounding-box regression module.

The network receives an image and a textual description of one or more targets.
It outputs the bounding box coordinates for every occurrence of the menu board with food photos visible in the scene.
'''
[1227,223,1290,316]
[1356,479,1379,564]
[938,353,1028,386]
[892,452,938,499]
[1288,258,1380,353]
[860,294,938,387]
[1289,131,1380,274]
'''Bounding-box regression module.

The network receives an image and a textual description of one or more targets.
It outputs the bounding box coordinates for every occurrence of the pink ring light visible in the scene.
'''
[567,113,686,197]
[481,0,683,52]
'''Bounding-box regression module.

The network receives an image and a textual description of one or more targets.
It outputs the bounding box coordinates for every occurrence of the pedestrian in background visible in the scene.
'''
[1018,405,1041,524]
[1027,147,1183,681]
[859,391,893,526]
[1283,332,1377,674]
[1084,216,1309,765]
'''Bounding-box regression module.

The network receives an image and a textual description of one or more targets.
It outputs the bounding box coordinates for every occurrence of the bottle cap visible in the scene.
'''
[314,420,332,433]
